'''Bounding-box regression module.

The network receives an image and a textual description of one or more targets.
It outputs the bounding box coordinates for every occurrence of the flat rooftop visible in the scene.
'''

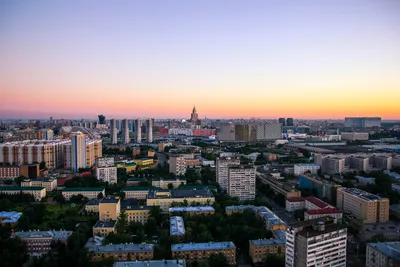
[305,197,330,209]
[171,242,235,252]
[225,205,254,212]
[14,230,72,239]
[0,211,22,223]
[113,260,186,267]
[148,189,214,199]
[289,216,336,228]
[294,163,320,167]
[100,197,120,204]
[367,242,400,261]
[86,199,100,206]
[62,187,104,192]
[297,223,347,238]
[343,188,381,201]
[93,220,117,229]
[85,240,154,253]
[170,216,185,236]
[121,186,160,191]
[169,206,215,213]
[250,239,286,246]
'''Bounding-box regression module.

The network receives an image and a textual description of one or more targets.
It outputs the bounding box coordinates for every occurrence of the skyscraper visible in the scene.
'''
[122,119,130,144]
[70,131,86,172]
[190,106,198,122]
[110,119,118,144]
[135,119,142,143]
[98,115,106,125]
[146,119,153,143]
[278,118,286,126]
[286,118,294,126]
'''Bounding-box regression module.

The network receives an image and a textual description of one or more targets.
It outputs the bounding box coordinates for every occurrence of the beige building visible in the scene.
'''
[366,242,400,267]
[158,142,172,152]
[216,157,240,192]
[121,186,156,199]
[341,132,369,141]
[85,199,100,213]
[227,165,256,201]
[346,156,369,172]
[151,178,186,189]
[249,239,285,264]
[0,186,46,201]
[92,220,116,237]
[99,198,121,221]
[62,187,105,200]
[370,155,392,170]
[21,178,57,191]
[169,156,187,176]
[125,206,151,224]
[146,189,215,212]
[336,187,389,223]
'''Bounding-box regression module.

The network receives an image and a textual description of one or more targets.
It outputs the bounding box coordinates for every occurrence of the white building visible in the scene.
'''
[285,217,347,267]
[227,165,256,201]
[62,187,105,200]
[216,157,240,192]
[96,167,117,184]
[146,119,153,143]
[134,119,142,143]
[366,242,400,267]
[285,197,306,212]
[70,131,87,172]
[169,156,187,176]
[294,164,320,176]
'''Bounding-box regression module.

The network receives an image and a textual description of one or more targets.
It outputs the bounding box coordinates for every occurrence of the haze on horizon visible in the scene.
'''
[1,0,399,120]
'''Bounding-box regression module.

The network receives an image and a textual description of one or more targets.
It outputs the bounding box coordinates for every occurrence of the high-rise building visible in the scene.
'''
[134,119,142,143]
[146,119,153,143]
[169,156,186,176]
[70,131,87,172]
[278,118,286,126]
[344,117,381,128]
[121,119,130,144]
[39,129,54,140]
[218,122,282,142]
[98,115,106,125]
[110,119,118,144]
[285,217,347,267]
[286,118,294,126]
[320,157,345,175]
[190,106,199,125]
[216,157,240,192]
[227,165,256,201]
[336,187,389,223]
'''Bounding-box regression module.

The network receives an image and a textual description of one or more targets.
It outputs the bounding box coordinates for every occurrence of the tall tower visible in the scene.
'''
[146,119,153,143]
[122,119,130,144]
[110,119,118,144]
[71,131,86,172]
[135,119,142,143]
[98,114,106,125]
[190,106,198,122]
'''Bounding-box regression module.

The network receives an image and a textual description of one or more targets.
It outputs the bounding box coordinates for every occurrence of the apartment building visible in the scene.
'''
[62,187,105,200]
[340,132,369,141]
[171,242,236,265]
[169,156,187,176]
[63,136,102,172]
[320,157,345,175]
[14,230,72,256]
[227,165,256,201]
[366,242,400,267]
[336,188,389,223]
[21,178,57,191]
[249,239,285,264]
[158,142,172,153]
[85,237,154,261]
[255,206,287,231]
[146,189,215,212]
[0,211,22,226]
[0,186,46,201]
[216,157,240,192]
[371,155,393,170]
[99,198,121,221]
[225,205,256,215]
[285,217,347,267]
[0,165,21,179]
[20,164,40,179]
[92,220,117,237]
[121,186,159,199]
[298,175,338,202]
[346,157,369,172]
[170,216,185,237]
[294,164,320,176]
[125,206,150,224]
[96,166,117,184]
[169,206,215,216]
[152,178,186,189]
[286,197,306,212]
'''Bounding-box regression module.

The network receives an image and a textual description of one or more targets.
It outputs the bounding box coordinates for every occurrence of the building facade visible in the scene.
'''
[122,119,130,144]
[62,187,105,200]
[366,242,400,267]
[21,178,57,191]
[294,164,320,176]
[216,157,240,192]
[0,186,46,201]
[169,156,187,176]
[344,117,381,128]
[227,165,256,201]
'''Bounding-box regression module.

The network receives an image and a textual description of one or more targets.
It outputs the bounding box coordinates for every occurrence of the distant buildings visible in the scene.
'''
[293,163,320,176]
[286,118,294,127]
[98,115,106,125]
[285,217,347,267]
[171,242,236,265]
[218,122,282,142]
[110,119,118,144]
[227,165,256,201]
[341,132,369,141]
[121,119,130,144]
[320,157,345,175]
[366,242,400,267]
[298,175,338,202]
[336,188,389,223]
[345,117,381,128]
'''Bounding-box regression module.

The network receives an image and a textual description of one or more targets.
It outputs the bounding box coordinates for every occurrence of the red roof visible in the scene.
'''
[306,208,341,215]
[286,197,305,202]
[305,197,330,209]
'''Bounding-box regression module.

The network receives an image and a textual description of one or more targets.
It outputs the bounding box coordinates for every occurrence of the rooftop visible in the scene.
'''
[86,199,100,206]
[121,186,160,191]
[306,208,341,215]
[367,242,400,261]
[225,205,255,212]
[178,185,217,191]
[169,206,215,213]
[93,220,117,229]
[85,238,154,253]
[250,239,286,246]
[0,211,22,223]
[289,216,336,228]
[272,230,286,240]
[286,197,305,203]
[148,189,214,199]
[170,216,185,236]
[100,197,120,204]
[0,186,45,191]
[294,163,320,167]
[171,242,235,252]
[14,230,72,239]
[62,187,105,192]
[355,176,376,184]
[305,197,331,209]
[297,223,347,238]
[342,188,381,201]
[113,260,186,267]
[124,205,151,211]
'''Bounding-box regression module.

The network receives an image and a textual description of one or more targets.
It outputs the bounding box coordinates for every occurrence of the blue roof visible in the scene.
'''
[272,230,286,240]
[0,211,22,223]
[14,230,72,239]
[170,216,185,236]
[113,260,186,267]
[85,237,154,253]
[250,239,286,246]
[225,205,255,211]
[171,242,235,252]
[294,163,319,167]
[169,206,215,213]
[355,176,376,184]
[367,242,400,261]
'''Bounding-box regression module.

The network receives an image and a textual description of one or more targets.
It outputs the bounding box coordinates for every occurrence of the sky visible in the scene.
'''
[0,0,399,120]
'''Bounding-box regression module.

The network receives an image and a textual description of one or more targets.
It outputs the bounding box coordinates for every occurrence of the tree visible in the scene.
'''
[149,206,162,226]
[168,183,174,189]
[117,191,126,201]
[208,253,229,267]
[116,210,129,233]
[97,192,104,199]
[39,161,46,170]
[263,254,285,267]
[0,236,29,267]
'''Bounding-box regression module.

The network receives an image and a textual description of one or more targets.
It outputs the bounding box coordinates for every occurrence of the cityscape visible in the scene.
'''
[1,1,400,267]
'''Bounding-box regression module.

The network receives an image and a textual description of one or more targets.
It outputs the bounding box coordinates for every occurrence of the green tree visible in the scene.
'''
[168,183,174,189]
[208,253,229,267]
[116,210,129,233]
[39,161,46,170]
[149,206,163,226]
[97,192,104,199]
[0,236,29,267]
[263,254,285,267]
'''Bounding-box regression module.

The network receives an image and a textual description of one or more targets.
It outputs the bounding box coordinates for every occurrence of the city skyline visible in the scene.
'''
[1,0,400,119]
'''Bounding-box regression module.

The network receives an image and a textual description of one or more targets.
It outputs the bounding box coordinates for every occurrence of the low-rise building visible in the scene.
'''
[0,186,46,201]
[125,206,151,224]
[170,216,185,237]
[85,199,100,213]
[85,237,154,261]
[169,206,215,216]
[171,242,236,265]
[113,260,186,267]
[304,208,343,222]
[146,189,215,212]
[0,165,21,179]
[92,220,117,237]
[285,197,305,212]
[152,178,186,189]
[14,230,72,256]
[0,211,22,226]
[62,187,105,200]
[126,178,146,186]
[121,186,159,200]
[133,158,154,167]
[366,242,400,267]
[249,239,286,264]
[225,205,255,215]
[255,206,287,231]
[21,178,57,191]
[99,197,121,221]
